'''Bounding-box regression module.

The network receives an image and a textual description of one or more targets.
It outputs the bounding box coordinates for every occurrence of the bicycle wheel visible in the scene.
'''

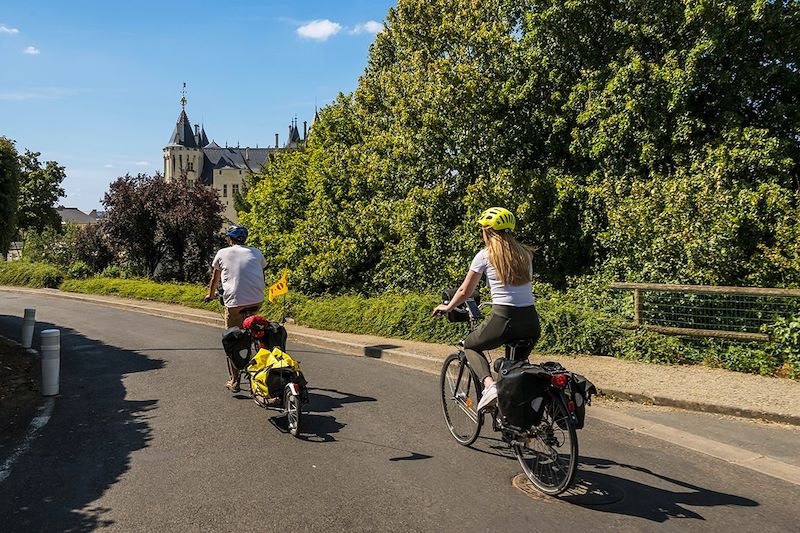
[440,353,483,446]
[513,395,578,495]
[284,385,302,437]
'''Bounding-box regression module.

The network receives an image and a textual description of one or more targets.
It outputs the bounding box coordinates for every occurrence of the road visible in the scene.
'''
[0,293,798,532]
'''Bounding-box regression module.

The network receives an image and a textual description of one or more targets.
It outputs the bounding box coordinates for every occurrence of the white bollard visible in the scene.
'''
[22,308,36,349]
[40,329,60,396]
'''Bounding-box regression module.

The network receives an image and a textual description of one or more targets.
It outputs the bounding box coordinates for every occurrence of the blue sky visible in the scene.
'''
[1,0,395,211]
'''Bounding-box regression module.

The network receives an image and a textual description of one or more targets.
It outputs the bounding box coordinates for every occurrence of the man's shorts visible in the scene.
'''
[225,302,263,329]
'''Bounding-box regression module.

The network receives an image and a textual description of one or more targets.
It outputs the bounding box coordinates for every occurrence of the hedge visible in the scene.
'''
[0,261,64,288]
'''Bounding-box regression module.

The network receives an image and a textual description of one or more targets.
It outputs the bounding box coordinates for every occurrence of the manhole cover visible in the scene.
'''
[512,473,624,506]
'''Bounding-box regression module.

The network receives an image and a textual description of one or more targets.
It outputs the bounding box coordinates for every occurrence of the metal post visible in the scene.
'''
[633,289,642,327]
[22,308,36,348]
[40,329,60,396]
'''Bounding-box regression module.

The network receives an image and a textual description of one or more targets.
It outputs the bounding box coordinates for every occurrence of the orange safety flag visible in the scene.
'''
[268,269,288,303]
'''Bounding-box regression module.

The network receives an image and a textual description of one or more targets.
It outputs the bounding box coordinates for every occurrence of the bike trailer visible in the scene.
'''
[248,347,307,400]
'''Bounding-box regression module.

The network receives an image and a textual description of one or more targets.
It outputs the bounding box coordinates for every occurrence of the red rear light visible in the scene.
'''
[551,374,568,388]
[567,400,576,411]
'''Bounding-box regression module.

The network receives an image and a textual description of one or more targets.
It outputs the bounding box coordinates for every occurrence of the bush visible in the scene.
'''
[0,261,64,288]
[100,265,122,278]
[292,292,464,344]
[59,277,221,312]
[67,260,92,279]
[766,317,800,379]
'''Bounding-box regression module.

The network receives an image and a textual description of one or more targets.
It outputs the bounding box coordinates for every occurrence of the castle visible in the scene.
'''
[163,94,314,222]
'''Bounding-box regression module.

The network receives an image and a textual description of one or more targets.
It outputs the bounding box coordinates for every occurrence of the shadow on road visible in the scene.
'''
[296,387,377,443]
[564,456,759,521]
[0,316,164,532]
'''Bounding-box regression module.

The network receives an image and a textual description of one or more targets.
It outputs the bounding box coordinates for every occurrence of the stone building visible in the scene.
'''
[163,95,313,223]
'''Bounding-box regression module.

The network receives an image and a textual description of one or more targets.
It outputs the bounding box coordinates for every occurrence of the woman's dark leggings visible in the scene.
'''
[463,304,540,383]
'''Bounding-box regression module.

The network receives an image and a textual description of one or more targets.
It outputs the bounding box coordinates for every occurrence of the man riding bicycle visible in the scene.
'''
[205,224,267,392]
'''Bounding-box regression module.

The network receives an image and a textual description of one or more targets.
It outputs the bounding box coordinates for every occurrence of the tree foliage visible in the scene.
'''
[102,174,224,281]
[0,137,20,256]
[243,0,800,294]
[16,149,66,235]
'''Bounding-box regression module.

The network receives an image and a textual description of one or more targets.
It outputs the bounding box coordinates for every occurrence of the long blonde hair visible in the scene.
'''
[484,228,533,286]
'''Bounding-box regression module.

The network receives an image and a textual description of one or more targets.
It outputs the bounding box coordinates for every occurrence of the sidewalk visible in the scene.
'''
[3,285,800,426]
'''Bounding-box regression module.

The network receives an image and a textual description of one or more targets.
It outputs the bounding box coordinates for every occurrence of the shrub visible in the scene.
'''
[100,265,122,278]
[766,317,800,379]
[0,261,64,288]
[67,260,92,279]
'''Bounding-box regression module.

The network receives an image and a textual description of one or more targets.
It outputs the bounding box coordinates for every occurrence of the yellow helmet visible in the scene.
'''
[477,207,516,231]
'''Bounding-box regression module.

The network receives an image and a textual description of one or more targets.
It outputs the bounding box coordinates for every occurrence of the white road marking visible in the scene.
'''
[0,397,55,484]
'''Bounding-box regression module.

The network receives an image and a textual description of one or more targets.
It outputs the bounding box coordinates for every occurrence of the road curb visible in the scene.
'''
[2,286,798,426]
[596,390,800,426]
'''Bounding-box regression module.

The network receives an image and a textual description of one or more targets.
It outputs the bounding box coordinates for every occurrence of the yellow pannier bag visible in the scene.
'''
[247,347,301,399]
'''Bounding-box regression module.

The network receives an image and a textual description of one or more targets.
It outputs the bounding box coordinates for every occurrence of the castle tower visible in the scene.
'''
[163,86,204,185]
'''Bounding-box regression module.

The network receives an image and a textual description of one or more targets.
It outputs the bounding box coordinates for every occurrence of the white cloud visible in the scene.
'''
[135,161,149,166]
[0,25,19,34]
[103,164,114,168]
[351,20,383,35]
[297,19,342,41]
[23,46,39,55]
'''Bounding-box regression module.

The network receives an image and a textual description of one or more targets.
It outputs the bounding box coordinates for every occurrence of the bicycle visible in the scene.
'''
[438,295,594,496]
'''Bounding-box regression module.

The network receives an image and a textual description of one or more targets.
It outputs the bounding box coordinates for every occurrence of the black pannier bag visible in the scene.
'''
[441,287,481,323]
[570,373,596,430]
[222,327,252,370]
[262,322,288,352]
[265,367,308,400]
[496,362,552,430]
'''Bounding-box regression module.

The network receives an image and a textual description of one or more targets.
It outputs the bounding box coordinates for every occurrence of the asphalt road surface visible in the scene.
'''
[1,293,798,532]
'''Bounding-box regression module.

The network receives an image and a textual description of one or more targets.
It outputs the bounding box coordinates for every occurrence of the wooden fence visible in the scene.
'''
[610,282,800,342]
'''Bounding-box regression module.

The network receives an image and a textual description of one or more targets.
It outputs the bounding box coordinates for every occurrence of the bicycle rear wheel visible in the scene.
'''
[440,353,483,446]
[285,385,302,437]
[513,395,578,495]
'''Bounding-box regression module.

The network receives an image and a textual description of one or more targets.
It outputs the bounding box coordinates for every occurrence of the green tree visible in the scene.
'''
[244,0,800,293]
[0,137,20,257]
[16,149,66,252]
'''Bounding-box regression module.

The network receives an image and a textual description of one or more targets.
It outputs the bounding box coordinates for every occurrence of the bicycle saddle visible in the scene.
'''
[505,338,536,361]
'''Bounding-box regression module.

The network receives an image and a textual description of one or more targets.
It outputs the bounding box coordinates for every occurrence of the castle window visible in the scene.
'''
[188,179,194,187]
[187,161,194,171]
[232,184,239,197]
[223,184,227,197]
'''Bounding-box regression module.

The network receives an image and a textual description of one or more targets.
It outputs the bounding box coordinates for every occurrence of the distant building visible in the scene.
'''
[162,92,316,223]
[57,206,100,225]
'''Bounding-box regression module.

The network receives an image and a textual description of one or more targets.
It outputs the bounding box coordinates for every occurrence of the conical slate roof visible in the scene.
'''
[169,109,198,147]
[198,126,209,147]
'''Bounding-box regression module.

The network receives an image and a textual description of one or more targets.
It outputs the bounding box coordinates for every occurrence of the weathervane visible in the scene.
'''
[180,82,187,110]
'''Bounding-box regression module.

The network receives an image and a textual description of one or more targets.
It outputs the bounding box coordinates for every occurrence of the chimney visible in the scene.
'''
[303,121,307,140]
[194,124,199,136]
[275,133,279,148]
[245,147,250,160]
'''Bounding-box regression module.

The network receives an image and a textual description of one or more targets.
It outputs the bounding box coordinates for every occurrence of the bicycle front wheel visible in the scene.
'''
[440,353,482,446]
[513,395,578,495]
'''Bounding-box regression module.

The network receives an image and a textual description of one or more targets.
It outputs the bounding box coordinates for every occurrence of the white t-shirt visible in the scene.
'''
[211,245,267,307]
[469,249,535,307]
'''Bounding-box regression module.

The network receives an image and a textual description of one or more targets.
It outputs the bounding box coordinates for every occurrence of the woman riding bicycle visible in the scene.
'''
[432,207,541,412]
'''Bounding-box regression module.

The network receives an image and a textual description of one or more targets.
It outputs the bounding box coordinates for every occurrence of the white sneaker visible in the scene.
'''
[477,383,498,412]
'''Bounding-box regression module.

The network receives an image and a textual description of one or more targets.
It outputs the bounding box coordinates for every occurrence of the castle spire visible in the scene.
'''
[180,82,187,110]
